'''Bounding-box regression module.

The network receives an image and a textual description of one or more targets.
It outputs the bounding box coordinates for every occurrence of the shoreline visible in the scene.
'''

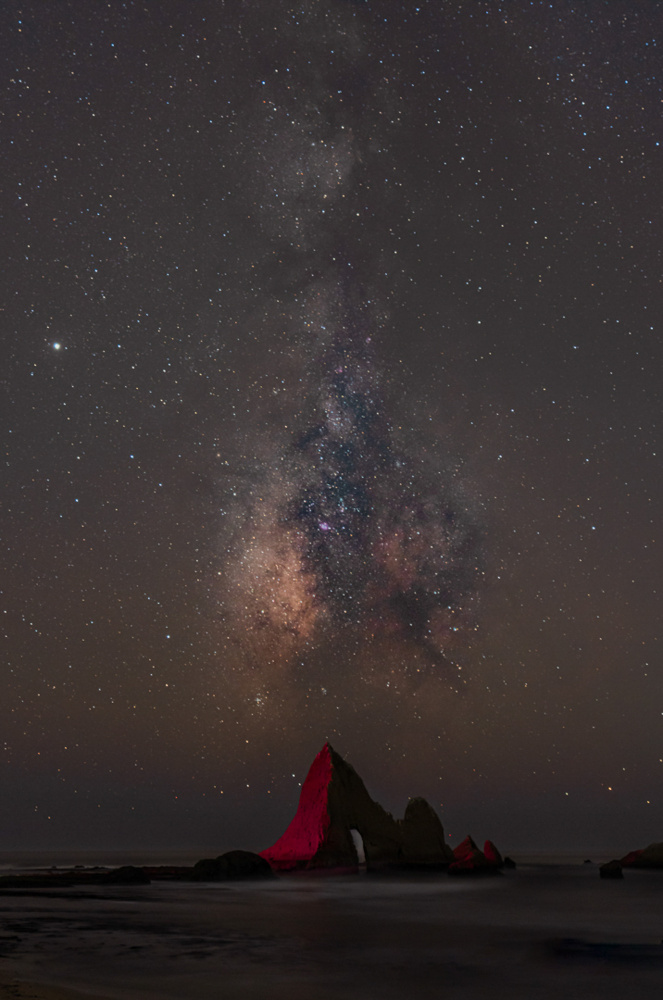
[1,868,662,1000]
[0,979,115,1000]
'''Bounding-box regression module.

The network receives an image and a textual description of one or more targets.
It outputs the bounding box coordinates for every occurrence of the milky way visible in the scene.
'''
[222,284,483,671]
[5,0,661,853]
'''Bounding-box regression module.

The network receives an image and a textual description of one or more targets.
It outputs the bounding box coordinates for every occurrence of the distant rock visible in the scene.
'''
[619,849,644,867]
[503,856,517,869]
[620,842,663,869]
[191,850,274,881]
[483,840,504,868]
[101,865,151,885]
[599,860,624,879]
[448,835,490,874]
[452,834,483,863]
[260,743,453,872]
[448,835,505,875]
[638,842,663,867]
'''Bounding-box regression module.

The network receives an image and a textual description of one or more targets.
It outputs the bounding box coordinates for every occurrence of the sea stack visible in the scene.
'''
[260,743,454,871]
[448,835,504,874]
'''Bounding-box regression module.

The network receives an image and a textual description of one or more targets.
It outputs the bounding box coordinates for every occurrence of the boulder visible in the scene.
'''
[599,860,624,879]
[260,743,453,871]
[191,850,273,881]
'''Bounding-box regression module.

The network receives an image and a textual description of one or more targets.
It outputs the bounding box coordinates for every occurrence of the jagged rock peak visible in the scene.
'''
[260,743,453,871]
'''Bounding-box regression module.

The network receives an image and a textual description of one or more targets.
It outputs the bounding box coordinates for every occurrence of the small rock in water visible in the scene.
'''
[192,850,274,881]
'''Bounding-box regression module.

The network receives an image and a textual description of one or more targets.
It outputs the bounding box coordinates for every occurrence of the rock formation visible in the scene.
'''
[620,842,663,869]
[599,859,624,879]
[448,835,504,874]
[260,742,454,871]
[399,796,453,866]
[483,840,504,867]
[597,841,663,878]
[192,850,274,880]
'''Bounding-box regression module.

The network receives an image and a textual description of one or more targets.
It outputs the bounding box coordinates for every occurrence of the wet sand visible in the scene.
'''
[1,864,662,999]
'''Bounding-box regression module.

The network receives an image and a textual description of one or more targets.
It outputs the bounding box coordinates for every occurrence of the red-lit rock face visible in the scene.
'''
[260,744,337,870]
[483,840,504,867]
[448,834,489,872]
[448,835,505,874]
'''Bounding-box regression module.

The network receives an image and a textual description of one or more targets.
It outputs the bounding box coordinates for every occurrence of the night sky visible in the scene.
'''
[3,1,662,855]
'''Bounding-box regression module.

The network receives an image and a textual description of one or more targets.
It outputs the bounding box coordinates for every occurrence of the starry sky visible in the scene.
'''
[3,1,662,855]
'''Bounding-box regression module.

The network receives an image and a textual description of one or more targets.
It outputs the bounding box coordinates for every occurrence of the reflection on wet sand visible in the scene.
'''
[1,865,662,999]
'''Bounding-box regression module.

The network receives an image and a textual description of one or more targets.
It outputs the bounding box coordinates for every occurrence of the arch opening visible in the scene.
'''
[350,828,366,865]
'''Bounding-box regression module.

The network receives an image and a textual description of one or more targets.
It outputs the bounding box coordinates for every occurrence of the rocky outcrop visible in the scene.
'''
[449,835,489,874]
[620,842,663,869]
[599,859,624,879]
[397,796,454,866]
[620,849,644,866]
[596,841,663,878]
[260,743,454,871]
[483,840,504,867]
[448,835,504,875]
[192,850,274,881]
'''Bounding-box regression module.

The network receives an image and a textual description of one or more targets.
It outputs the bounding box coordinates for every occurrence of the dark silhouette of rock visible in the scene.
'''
[637,842,663,867]
[192,850,274,881]
[620,842,663,869]
[260,743,454,871]
[599,860,624,879]
[101,865,151,885]
[503,856,517,869]
[398,797,454,867]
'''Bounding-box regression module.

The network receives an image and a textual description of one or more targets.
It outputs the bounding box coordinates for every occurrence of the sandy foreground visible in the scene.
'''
[1,863,662,999]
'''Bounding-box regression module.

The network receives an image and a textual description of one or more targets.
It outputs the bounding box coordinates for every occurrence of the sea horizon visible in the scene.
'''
[0,846,633,873]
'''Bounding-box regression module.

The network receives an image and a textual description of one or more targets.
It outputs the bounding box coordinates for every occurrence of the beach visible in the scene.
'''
[1,859,662,999]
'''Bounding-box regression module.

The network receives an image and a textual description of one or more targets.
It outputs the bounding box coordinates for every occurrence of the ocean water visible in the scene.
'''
[1,859,662,999]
